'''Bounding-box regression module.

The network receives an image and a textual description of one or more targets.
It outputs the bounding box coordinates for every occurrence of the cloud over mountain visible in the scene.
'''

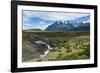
[45,15,90,31]
[22,10,90,30]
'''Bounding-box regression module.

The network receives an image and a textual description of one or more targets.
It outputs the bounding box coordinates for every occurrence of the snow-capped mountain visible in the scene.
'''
[45,15,90,31]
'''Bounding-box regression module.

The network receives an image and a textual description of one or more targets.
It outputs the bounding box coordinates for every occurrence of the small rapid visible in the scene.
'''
[35,40,53,57]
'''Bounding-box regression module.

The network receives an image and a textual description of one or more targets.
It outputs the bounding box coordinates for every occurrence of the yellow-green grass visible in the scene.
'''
[22,31,90,62]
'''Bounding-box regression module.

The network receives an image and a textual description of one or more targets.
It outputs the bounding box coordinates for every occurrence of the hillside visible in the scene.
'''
[45,21,90,31]
[45,15,90,31]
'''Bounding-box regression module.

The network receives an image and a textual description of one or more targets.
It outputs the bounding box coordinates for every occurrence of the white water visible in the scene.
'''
[35,41,53,57]
[35,41,46,44]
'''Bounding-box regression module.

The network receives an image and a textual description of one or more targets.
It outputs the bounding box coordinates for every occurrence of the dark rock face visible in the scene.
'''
[45,20,90,31]
[45,15,90,31]
[22,48,41,61]
[35,42,48,54]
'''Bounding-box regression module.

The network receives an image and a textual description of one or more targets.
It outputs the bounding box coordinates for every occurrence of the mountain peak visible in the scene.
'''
[45,20,75,31]
[45,15,90,31]
[54,21,64,25]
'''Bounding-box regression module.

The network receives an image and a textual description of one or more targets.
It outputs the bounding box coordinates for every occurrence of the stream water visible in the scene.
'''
[35,40,53,57]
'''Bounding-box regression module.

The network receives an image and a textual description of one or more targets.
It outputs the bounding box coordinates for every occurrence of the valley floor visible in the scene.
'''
[22,31,90,62]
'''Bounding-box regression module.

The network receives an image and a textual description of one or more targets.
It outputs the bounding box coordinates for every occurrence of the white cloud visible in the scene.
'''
[23,20,52,30]
[22,10,90,30]
[23,10,89,21]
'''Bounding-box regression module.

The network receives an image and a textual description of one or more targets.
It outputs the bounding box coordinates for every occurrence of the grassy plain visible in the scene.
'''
[22,31,90,62]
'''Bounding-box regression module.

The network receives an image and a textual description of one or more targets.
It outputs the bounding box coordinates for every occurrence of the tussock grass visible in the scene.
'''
[22,31,90,62]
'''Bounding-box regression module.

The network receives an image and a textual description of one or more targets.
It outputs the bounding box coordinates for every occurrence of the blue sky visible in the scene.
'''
[22,10,89,30]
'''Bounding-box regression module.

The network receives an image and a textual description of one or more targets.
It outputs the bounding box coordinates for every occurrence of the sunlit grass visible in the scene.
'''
[22,31,90,62]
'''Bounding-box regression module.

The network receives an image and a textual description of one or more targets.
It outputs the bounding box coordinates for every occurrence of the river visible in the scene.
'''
[35,40,53,57]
